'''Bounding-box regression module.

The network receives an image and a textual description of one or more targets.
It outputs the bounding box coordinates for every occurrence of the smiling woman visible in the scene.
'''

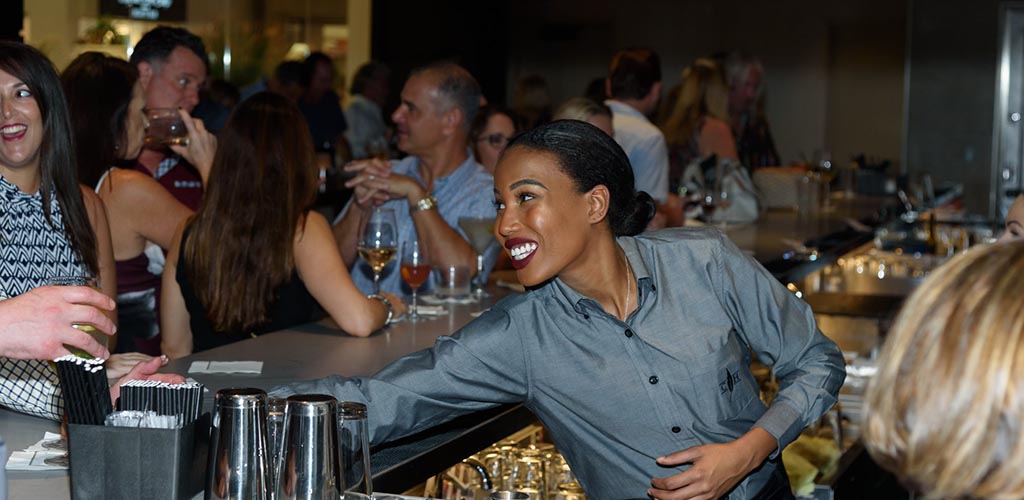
[0,41,117,420]
[273,120,845,499]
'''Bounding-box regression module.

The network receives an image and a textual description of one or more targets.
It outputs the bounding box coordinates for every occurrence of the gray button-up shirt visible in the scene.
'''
[273,227,845,499]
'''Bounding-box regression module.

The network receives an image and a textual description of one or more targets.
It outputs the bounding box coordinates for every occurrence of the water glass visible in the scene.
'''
[510,456,545,492]
[337,402,373,495]
[267,397,287,494]
[490,492,532,500]
[434,265,471,300]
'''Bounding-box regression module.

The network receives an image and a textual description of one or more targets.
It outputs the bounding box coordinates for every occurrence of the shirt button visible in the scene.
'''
[625,329,634,338]
[583,314,590,320]
[649,375,659,385]
[671,426,681,433]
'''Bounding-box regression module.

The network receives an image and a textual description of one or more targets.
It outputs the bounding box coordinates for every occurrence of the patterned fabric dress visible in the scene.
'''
[0,176,90,420]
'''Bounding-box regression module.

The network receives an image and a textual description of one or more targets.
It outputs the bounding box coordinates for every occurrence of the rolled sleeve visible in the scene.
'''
[710,231,845,454]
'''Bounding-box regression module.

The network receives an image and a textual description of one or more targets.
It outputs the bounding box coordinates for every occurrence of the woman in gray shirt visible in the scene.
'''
[275,120,844,499]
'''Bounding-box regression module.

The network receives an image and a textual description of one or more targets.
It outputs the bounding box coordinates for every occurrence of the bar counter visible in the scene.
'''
[1,196,894,498]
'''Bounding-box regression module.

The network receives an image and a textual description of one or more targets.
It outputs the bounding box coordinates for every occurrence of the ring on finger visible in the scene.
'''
[368,174,376,181]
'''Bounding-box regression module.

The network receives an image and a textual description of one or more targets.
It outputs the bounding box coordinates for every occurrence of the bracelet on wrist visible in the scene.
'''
[411,195,437,213]
[367,294,394,326]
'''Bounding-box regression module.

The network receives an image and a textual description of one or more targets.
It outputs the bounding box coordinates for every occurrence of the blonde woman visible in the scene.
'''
[864,241,1024,499]
[660,58,737,191]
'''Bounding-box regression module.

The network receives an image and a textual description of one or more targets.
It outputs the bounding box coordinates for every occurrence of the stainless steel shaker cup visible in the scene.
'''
[206,388,272,500]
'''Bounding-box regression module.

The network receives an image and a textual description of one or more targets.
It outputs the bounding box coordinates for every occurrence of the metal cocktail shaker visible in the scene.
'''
[276,394,341,500]
[206,388,272,500]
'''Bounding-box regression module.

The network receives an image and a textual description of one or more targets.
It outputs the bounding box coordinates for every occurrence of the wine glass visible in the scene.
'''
[458,217,496,298]
[400,240,430,321]
[366,136,390,161]
[358,208,398,294]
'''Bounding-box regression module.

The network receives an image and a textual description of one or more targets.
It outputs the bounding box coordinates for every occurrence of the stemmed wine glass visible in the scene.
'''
[358,208,398,294]
[458,217,496,299]
[400,240,430,322]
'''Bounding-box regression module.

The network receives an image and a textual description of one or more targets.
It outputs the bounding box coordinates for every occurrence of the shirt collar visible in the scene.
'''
[0,174,45,210]
[605,100,649,121]
[545,235,654,315]
[410,148,482,193]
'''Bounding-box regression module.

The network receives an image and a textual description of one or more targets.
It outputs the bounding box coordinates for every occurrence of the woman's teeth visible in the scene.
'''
[1,125,26,136]
[510,242,537,261]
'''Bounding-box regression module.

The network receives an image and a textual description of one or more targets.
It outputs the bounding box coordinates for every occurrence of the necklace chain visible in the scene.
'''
[622,250,632,320]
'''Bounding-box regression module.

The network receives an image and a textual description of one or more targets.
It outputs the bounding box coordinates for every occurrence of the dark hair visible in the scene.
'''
[505,120,655,236]
[350,61,389,95]
[608,47,662,100]
[470,104,515,163]
[129,26,208,71]
[303,51,333,76]
[512,74,551,130]
[411,61,482,133]
[0,42,98,275]
[583,76,608,103]
[274,60,309,88]
[206,78,239,108]
[185,92,317,333]
[62,52,138,188]
[470,104,514,142]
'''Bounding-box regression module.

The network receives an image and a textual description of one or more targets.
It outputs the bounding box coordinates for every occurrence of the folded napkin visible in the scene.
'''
[188,361,263,375]
[6,432,67,471]
[419,294,477,305]
[412,305,446,316]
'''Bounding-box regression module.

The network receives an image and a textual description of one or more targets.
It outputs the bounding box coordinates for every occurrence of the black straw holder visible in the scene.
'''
[67,413,210,500]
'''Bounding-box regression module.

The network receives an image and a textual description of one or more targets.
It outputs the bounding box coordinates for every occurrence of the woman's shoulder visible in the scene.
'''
[701,117,733,136]
[99,168,166,202]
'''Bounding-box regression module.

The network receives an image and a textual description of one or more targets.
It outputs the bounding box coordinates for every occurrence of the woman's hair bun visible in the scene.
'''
[615,191,656,236]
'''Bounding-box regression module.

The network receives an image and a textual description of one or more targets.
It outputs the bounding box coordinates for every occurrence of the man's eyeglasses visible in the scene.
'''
[478,133,510,148]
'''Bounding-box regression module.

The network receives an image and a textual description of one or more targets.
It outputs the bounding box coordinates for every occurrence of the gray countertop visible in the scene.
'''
[0,195,893,499]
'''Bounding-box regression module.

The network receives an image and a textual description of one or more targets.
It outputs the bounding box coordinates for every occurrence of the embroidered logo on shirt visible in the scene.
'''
[719,369,740,395]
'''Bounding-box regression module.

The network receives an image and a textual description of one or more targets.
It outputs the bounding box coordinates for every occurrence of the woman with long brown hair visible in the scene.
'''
[160,92,404,358]
[62,51,215,357]
[0,41,116,419]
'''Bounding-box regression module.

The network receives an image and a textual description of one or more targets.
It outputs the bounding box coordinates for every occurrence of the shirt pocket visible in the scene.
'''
[684,332,763,426]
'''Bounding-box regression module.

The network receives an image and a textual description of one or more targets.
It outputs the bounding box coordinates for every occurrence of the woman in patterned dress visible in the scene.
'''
[0,41,118,419]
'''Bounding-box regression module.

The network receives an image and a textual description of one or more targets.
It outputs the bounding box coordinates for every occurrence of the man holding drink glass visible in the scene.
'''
[130,26,217,211]
[332,62,499,296]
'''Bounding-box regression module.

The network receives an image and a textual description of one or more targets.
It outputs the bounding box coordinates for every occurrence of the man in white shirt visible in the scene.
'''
[605,47,670,206]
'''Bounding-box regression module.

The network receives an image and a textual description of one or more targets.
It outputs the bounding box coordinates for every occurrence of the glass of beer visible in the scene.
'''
[43,275,104,467]
[358,208,398,294]
[46,276,107,356]
[144,108,189,147]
